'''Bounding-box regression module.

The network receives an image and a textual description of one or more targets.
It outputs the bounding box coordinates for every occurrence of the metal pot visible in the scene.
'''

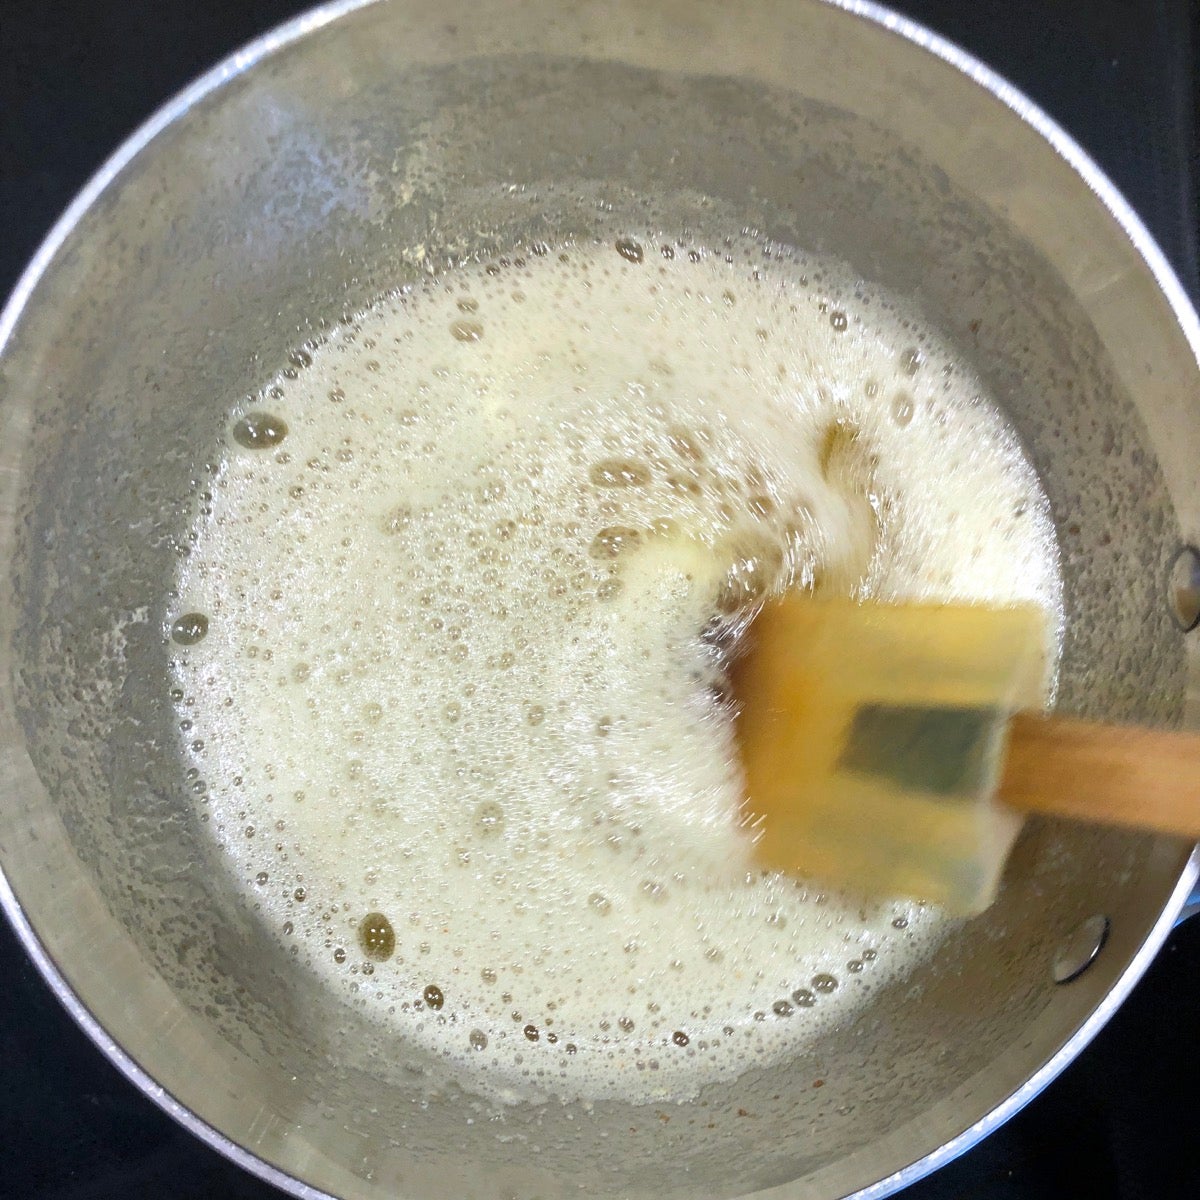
[1,1,1197,1197]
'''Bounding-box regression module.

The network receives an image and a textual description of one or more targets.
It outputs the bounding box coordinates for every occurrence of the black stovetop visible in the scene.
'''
[2,2,1198,1197]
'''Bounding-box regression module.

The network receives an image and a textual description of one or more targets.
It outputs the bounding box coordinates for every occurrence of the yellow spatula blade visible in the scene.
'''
[734,597,1049,915]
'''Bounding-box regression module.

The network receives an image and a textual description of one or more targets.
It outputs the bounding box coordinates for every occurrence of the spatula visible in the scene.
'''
[732,596,1200,915]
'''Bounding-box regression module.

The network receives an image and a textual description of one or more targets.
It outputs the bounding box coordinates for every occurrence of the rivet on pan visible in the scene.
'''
[1052,914,1110,984]
[1167,545,1200,632]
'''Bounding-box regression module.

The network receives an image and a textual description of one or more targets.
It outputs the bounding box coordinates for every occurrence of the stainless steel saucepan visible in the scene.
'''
[1,2,1198,1197]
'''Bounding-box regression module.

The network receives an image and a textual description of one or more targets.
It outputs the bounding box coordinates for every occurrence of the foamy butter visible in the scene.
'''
[174,237,1062,1104]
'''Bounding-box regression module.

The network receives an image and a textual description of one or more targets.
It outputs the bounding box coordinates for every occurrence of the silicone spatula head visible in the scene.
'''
[733,596,1049,915]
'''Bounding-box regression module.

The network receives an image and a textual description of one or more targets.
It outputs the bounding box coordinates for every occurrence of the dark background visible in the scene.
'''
[2,1,1198,1197]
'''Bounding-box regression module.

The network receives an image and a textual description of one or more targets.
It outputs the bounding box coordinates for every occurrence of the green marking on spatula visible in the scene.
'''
[838,703,998,798]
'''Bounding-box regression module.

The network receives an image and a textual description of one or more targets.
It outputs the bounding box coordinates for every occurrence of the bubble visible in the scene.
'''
[333,947,347,964]
[666,427,704,463]
[588,892,612,916]
[618,1016,635,1032]
[672,1031,689,1047]
[381,506,412,535]
[424,984,445,1010]
[523,1024,540,1041]
[473,801,505,837]
[450,320,484,342]
[358,912,396,961]
[791,988,816,1008]
[829,310,848,332]
[232,412,288,449]
[615,238,644,264]
[589,459,651,488]
[812,974,839,994]
[470,1029,489,1050]
[293,887,307,902]
[900,346,923,376]
[171,613,209,645]
[772,1000,794,1017]
[589,525,642,559]
[891,391,915,427]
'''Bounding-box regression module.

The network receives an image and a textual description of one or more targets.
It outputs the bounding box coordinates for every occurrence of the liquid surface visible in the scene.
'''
[174,236,1062,1104]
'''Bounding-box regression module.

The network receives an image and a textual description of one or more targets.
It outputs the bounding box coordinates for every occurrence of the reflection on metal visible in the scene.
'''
[1052,914,1110,984]
[1167,545,1200,632]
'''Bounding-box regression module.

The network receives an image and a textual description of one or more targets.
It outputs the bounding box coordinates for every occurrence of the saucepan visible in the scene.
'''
[1,1,1198,1197]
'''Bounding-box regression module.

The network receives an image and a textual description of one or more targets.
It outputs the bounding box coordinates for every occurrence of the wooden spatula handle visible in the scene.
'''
[1002,713,1200,838]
